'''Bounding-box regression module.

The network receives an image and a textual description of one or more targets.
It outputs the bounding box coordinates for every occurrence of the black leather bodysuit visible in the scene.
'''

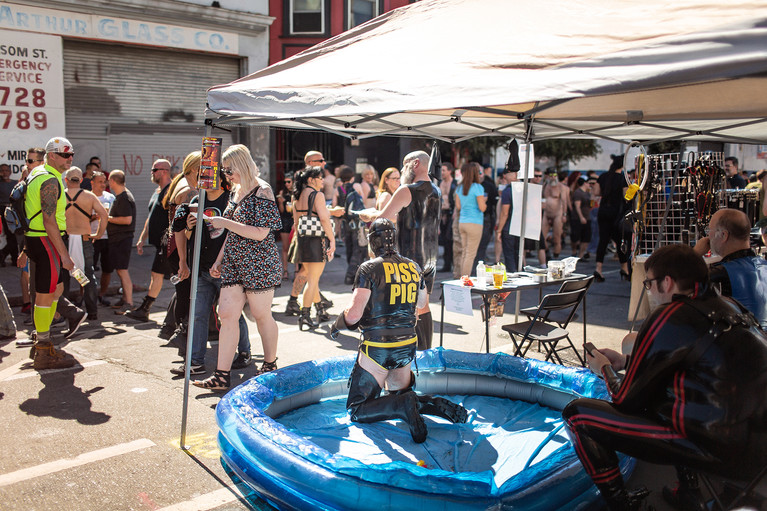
[397,180,441,292]
[563,286,767,485]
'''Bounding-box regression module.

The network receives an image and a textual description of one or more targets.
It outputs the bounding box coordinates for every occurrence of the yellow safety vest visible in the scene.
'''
[24,164,66,236]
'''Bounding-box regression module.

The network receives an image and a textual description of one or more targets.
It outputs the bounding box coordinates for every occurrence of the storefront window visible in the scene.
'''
[291,0,324,34]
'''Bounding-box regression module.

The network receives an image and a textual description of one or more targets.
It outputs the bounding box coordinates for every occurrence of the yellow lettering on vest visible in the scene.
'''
[398,262,412,283]
[407,282,417,303]
[383,262,396,283]
[390,283,403,304]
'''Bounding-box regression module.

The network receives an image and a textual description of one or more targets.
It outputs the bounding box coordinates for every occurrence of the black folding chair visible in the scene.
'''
[501,288,588,366]
[695,463,767,510]
[520,275,594,324]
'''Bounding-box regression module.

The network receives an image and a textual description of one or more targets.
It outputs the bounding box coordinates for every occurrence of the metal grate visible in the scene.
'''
[632,151,726,255]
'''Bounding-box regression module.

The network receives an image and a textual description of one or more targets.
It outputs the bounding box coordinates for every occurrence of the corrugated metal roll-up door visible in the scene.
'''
[62,40,241,228]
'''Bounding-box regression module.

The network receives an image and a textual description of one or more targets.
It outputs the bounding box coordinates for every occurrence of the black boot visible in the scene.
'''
[284,296,300,316]
[315,302,330,323]
[298,307,317,331]
[124,295,154,321]
[597,477,649,511]
[347,364,427,443]
[389,371,468,423]
[416,312,433,350]
[662,466,707,511]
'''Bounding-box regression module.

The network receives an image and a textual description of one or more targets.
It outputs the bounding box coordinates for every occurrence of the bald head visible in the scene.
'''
[709,208,751,257]
[402,150,430,184]
[304,151,325,166]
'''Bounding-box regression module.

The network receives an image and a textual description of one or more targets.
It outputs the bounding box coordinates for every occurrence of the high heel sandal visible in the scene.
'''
[192,369,230,391]
[620,269,631,281]
[593,271,606,283]
[314,302,330,323]
[298,307,318,331]
[255,358,278,376]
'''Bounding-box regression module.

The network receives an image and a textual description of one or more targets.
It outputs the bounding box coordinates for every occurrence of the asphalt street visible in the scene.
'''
[0,241,676,510]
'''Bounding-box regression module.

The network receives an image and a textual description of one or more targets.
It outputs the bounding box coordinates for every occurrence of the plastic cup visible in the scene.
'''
[493,271,504,288]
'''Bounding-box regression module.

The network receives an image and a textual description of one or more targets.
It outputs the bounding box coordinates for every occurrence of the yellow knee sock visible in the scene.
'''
[34,305,52,333]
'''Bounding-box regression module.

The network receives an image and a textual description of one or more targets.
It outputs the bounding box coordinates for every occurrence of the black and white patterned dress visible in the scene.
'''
[220,188,282,292]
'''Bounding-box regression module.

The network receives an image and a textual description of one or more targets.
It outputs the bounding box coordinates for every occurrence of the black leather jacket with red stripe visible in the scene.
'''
[604,286,767,455]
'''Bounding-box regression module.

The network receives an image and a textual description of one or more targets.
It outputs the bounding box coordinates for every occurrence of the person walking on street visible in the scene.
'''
[106,170,136,312]
[360,150,441,350]
[125,159,172,321]
[0,163,18,266]
[90,171,115,306]
[193,144,282,391]
[25,137,78,369]
[63,167,107,321]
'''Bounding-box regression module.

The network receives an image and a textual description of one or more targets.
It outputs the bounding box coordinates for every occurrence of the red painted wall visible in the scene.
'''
[269,0,410,65]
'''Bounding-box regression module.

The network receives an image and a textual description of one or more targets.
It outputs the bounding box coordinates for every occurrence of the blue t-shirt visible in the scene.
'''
[458,182,485,225]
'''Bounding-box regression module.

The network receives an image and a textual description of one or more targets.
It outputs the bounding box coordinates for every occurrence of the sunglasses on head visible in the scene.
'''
[55,152,75,158]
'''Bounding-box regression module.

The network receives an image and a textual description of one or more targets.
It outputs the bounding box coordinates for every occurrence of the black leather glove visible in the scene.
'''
[330,311,359,340]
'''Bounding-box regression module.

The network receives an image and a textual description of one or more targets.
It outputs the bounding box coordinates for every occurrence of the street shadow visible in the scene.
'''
[326,331,361,352]
[18,362,111,425]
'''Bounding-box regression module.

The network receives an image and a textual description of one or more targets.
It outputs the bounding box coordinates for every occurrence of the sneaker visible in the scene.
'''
[170,363,206,376]
[231,351,252,369]
[51,315,66,326]
[65,310,88,339]
[98,296,111,307]
[16,337,35,348]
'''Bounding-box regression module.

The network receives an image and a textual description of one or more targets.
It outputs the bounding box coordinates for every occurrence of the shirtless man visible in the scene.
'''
[542,169,567,257]
[64,167,108,320]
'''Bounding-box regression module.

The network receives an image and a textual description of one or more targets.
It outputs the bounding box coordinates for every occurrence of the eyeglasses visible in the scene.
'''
[55,152,75,159]
[642,277,662,290]
[387,175,401,180]
[222,166,233,176]
[151,167,167,173]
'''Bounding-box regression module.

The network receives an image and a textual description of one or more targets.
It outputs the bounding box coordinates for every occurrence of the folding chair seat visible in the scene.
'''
[501,288,588,366]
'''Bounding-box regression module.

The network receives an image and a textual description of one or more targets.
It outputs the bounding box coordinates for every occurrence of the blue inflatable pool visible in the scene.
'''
[216,348,634,510]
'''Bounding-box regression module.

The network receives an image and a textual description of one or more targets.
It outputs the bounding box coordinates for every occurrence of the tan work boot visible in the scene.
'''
[33,340,76,370]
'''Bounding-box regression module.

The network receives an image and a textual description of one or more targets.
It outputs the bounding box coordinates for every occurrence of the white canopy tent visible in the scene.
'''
[206,0,767,145]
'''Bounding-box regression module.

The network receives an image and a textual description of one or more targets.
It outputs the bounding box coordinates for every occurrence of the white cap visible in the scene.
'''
[45,137,74,153]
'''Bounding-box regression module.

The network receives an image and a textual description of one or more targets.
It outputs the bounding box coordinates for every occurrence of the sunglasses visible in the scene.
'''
[642,277,662,290]
[55,152,75,158]
[222,166,233,176]
[68,177,81,182]
[284,180,293,184]
[151,167,167,173]
[26,158,43,164]
[533,174,543,178]
[309,159,326,164]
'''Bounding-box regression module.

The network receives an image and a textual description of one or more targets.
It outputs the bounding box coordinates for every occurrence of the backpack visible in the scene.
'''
[3,171,57,234]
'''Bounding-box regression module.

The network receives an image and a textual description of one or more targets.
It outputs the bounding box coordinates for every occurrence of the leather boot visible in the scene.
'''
[33,339,76,370]
[389,372,468,423]
[284,297,301,316]
[347,364,427,443]
[597,477,649,511]
[124,296,154,321]
[315,302,329,323]
[663,466,707,511]
[319,292,333,308]
[298,307,317,331]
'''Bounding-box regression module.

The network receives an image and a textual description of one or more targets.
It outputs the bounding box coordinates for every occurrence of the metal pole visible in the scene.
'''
[515,116,536,320]
[180,123,211,450]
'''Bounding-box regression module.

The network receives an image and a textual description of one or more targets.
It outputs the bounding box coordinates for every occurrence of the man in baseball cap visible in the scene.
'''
[24,136,82,369]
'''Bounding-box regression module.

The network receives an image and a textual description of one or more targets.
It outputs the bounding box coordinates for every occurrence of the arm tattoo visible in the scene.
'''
[40,179,60,217]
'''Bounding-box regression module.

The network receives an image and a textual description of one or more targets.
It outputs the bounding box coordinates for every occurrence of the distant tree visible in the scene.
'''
[438,137,506,167]
[533,139,601,170]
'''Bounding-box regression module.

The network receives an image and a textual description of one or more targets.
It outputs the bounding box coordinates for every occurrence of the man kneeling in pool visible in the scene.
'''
[331,219,467,443]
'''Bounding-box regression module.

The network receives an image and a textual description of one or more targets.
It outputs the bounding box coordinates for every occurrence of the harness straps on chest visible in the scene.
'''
[66,190,90,218]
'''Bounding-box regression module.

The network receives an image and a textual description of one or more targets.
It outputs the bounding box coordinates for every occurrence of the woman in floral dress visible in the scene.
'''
[193,144,282,391]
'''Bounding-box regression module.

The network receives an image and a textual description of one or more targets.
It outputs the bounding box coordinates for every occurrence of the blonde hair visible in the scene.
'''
[163,150,201,209]
[378,167,400,196]
[223,144,259,194]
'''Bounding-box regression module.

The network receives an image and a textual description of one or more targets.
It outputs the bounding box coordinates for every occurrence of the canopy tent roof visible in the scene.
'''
[206,0,767,144]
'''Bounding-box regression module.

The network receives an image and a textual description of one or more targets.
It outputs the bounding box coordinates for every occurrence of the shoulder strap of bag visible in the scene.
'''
[306,190,318,217]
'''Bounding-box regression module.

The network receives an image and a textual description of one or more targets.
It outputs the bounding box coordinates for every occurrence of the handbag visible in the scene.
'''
[297,191,324,237]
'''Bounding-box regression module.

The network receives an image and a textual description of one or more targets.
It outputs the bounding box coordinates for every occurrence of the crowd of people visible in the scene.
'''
[3,138,767,510]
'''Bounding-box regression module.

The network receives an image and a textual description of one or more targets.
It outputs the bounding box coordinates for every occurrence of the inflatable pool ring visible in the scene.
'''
[217,348,635,510]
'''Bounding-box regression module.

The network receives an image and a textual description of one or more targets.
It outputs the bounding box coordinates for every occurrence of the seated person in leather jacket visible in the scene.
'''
[693,208,767,329]
[563,244,767,511]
